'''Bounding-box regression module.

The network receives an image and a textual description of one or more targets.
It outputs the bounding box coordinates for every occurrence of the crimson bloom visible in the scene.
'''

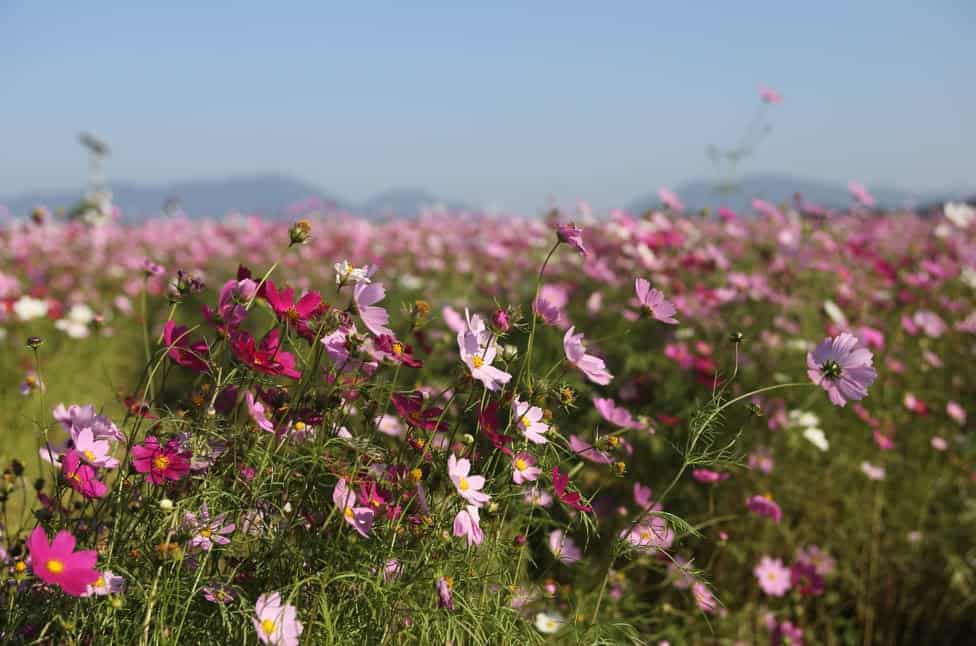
[392,392,445,432]
[264,279,326,341]
[231,329,301,379]
[790,561,825,597]
[132,435,191,485]
[552,466,592,513]
[27,526,99,597]
[162,320,209,373]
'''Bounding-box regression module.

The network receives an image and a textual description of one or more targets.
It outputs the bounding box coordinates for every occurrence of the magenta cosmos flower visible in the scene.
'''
[27,526,100,597]
[217,277,257,328]
[162,320,209,373]
[635,278,678,324]
[452,505,484,546]
[807,332,877,407]
[230,329,301,380]
[264,279,326,341]
[353,282,393,338]
[593,397,644,430]
[61,450,107,499]
[563,326,613,385]
[556,222,587,256]
[754,556,792,597]
[131,436,191,485]
[747,494,782,523]
[448,453,490,508]
[253,591,303,646]
[333,478,374,538]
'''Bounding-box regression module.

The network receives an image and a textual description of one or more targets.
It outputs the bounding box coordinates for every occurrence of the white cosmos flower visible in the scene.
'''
[788,410,820,429]
[534,611,566,634]
[802,427,829,452]
[333,260,376,286]
[822,300,848,326]
[945,202,975,229]
[13,296,48,321]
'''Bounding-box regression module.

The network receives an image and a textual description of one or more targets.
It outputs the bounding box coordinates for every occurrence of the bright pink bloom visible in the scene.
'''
[552,466,592,513]
[61,450,107,499]
[131,435,191,485]
[246,391,276,433]
[747,494,782,523]
[162,320,209,373]
[452,505,484,546]
[692,468,730,484]
[564,326,613,385]
[754,556,791,596]
[758,84,783,104]
[556,222,587,256]
[264,279,325,341]
[353,282,393,338]
[27,526,99,597]
[635,278,678,324]
[333,478,374,538]
[230,329,301,379]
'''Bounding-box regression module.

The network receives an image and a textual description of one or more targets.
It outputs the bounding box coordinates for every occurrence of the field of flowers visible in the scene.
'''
[0,200,974,645]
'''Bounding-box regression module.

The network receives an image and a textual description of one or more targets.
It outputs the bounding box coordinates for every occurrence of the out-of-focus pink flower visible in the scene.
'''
[754,556,791,596]
[807,333,877,407]
[947,401,966,425]
[162,320,209,373]
[758,84,783,104]
[556,223,587,256]
[635,278,678,324]
[848,181,875,207]
[746,494,782,523]
[564,326,613,385]
[593,397,644,430]
[658,187,684,213]
[353,282,393,338]
[548,529,582,564]
[860,462,886,480]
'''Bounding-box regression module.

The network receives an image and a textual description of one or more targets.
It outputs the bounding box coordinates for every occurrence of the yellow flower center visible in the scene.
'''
[153,455,171,471]
[640,530,651,540]
[84,450,97,462]
[514,459,528,471]
[392,342,404,356]
[46,559,64,574]
[410,467,423,482]
[94,576,105,588]
[459,478,470,491]
[261,619,276,636]
[519,415,530,429]
[294,421,306,432]
[14,561,26,573]
[199,528,212,538]
[471,356,484,369]
[344,507,354,519]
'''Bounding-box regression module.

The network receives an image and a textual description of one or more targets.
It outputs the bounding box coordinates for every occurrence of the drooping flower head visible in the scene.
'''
[807,332,877,406]
[635,278,678,324]
[452,505,484,546]
[333,478,375,538]
[27,526,100,597]
[746,494,782,523]
[563,326,613,385]
[253,592,303,646]
[552,466,592,513]
[353,282,393,338]
[556,222,587,256]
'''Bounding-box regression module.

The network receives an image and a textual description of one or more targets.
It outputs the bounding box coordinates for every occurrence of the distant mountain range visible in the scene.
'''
[1,173,971,220]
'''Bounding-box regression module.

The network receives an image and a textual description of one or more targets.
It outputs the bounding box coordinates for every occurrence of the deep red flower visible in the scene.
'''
[790,561,825,596]
[478,401,513,455]
[552,466,592,513]
[392,392,445,432]
[162,320,209,373]
[230,328,301,379]
[374,335,423,368]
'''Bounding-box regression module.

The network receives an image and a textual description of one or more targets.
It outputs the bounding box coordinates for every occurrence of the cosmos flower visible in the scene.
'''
[392,391,446,432]
[61,450,108,499]
[82,570,125,597]
[73,427,119,468]
[131,436,191,485]
[754,556,792,597]
[202,584,238,605]
[568,435,612,464]
[692,582,718,613]
[548,529,582,564]
[593,397,644,430]
[513,398,548,444]
[556,222,587,256]
[746,494,782,523]
[334,260,376,286]
[184,503,236,551]
[436,576,454,610]
[790,561,825,597]
[758,84,783,104]
[807,333,877,406]
[564,326,613,385]
[253,592,303,646]
[692,468,730,484]
[534,611,566,634]
[353,282,393,338]
[230,329,301,380]
[263,279,325,340]
[333,478,374,538]
[635,278,678,324]
[452,505,484,546]
[457,311,511,391]
[27,526,99,597]
[860,462,886,481]
[621,517,674,553]
[511,452,542,484]
[246,391,277,433]
[162,320,209,373]
[447,454,490,508]
[658,187,685,212]
[552,466,592,513]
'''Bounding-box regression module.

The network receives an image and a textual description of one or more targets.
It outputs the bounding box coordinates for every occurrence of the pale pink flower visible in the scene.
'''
[564,326,613,385]
[514,398,549,444]
[511,452,542,484]
[452,505,484,546]
[635,278,678,324]
[448,454,490,508]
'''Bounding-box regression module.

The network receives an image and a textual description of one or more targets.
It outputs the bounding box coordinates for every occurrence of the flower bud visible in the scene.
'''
[159,498,174,512]
[26,336,43,350]
[289,219,312,246]
[491,309,510,333]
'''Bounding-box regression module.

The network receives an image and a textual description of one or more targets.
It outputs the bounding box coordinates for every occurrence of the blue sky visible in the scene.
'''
[2,1,973,212]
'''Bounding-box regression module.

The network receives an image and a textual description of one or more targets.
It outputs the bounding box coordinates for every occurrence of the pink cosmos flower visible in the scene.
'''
[773,621,803,645]
[513,398,549,444]
[658,187,685,212]
[264,279,325,341]
[162,320,209,373]
[53,403,124,442]
[73,427,119,468]
[556,222,587,256]
[457,311,511,391]
[621,517,674,553]
[82,570,125,597]
[748,448,774,474]
[131,436,191,485]
[754,556,792,596]
[807,332,877,406]
[448,454,490,508]
[353,282,393,338]
[794,544,836,576]
[61,450,107,499]
[333,478,374,538]
[27,526,100,597]
[693,582,718,613]
[931,436,948,451]
[569,435,612,464]
[184,503,236,551]
[564,326,613,385]
[593,397,644,430]
[246,391,276,433]
[692,468,730,484]
[216,278,257,328]
[746,494,782,523]
[511,452,542,484]
[452,505,484,546]
[635,278,678,324]
[436,576,454,609]
[790,561,825,597]
[860,462,886,480]
[548,529,582,564]
[848,181,875,207]
[253,592,303,646]
[947,401,966,425]
[759,84,783,104]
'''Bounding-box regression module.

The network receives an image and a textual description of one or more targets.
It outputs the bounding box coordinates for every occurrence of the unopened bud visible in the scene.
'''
[289,219,312,246]
[26,336,43,350]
